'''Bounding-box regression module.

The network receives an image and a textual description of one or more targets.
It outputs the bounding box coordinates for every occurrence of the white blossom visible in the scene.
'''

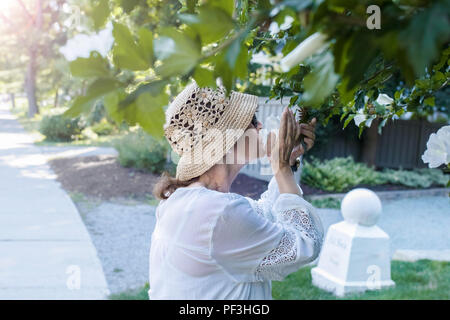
[279,32,328,72]
[268,21,280,35]
[269,15,295,36]
[422,125,450,168]
[59,22,114,61]
[354,114,367,127]
[375,93,394,107]
[250,52,273,65]
[279,16,294,31]
[355,93,394,127]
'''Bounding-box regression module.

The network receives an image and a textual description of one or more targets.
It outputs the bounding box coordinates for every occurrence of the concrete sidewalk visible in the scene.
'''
[0,104,109,299]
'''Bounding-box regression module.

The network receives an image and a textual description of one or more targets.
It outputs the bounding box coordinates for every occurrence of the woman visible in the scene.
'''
[149,81,324,299]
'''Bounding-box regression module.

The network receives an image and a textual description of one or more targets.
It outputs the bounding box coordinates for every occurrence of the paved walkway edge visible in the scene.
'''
[0,104,109,299]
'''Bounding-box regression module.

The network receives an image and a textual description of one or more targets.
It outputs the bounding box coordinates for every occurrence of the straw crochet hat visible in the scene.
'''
[164,81,258,181]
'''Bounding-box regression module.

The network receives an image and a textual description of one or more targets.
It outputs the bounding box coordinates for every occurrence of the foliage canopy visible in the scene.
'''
[62,0,449,138]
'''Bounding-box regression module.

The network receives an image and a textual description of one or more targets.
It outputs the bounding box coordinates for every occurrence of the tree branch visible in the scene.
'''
[0,12,14,27]
[16,0,34,22]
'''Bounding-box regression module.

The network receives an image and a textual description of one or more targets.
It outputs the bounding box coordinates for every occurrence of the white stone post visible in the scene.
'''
[311,188,395,296]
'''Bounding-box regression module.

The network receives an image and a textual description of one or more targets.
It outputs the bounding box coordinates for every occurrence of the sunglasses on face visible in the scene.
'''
[250,114,258,128]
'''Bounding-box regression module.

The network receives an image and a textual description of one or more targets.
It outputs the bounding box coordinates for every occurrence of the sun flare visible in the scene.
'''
[0,0,16,11]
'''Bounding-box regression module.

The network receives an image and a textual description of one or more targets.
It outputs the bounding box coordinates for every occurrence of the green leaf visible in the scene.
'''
[212,34,249,93]
[154,29,201,77]
[186,0,198,13]
[118,0,141,13]
[104,88,168,138]
[138,28,154,65]
[104,89,137,126]
[119,80,169,107]
[343,114,356,129]
[208,0,234,16]
[193,67,216,88]
[179,5,234,45]
[337,79,356,105]
[424,96,435,107]
[63,78,123,118]
[214,55,234,93]
[90,0,109,30]
[69,52,110,78]
[226,35,249,79]
[358,124,365,138]
[374,101,386,114]
[400,2,450,77]
[342,33,378,91]
[112,22,151,71]
[302,52,339,106]
[135,91,168,137]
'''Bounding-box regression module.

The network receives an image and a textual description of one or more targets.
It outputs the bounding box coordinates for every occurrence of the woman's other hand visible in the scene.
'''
[289,117,317,166]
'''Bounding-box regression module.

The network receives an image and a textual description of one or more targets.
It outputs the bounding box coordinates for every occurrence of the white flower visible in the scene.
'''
[250,52,273,65]
[279,32,328,72]
[422,125,450,168]
[279,15,294,31]
[60,22,114,61]
[269,16,294,36]
[268,21,280,35]
[354,114,367,127]
[375,93,394,107]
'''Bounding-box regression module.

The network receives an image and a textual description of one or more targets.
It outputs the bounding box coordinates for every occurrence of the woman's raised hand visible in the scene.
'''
[267,108,317,174]
[267,107,300,174]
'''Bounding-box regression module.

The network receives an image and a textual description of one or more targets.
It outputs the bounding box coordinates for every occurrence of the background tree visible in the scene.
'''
[0,0,79,117]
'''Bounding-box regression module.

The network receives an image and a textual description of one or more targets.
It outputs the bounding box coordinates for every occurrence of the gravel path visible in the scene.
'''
[75,199,156,295]
[74,194,449,295]
[317,196,450,255]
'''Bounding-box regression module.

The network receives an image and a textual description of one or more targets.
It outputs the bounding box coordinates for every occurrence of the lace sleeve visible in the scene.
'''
[245,176,303,222]
[254,195,324,282]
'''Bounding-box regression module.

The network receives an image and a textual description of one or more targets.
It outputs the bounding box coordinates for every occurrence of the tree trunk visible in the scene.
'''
[25,0,43,118]
[10,93,15,109]
[25,48,39,118]
[54,88,59,108]
[361,118,379,168]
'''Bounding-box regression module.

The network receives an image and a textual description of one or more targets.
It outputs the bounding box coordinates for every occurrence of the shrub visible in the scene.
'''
[310,197,341,209]
[113,128,169,174]
[301,157,386,192]
[91,119,116,136]
[39,114,84,142]
[383,168,449,188]
[86,102,107,126]
[301,157,449,192]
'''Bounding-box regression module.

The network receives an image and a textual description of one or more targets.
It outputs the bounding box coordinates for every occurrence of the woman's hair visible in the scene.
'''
[153,171,199,200]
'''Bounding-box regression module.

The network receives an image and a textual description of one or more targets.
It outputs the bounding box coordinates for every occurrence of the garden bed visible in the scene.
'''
[48,155,271,201]
[48,155,448,202]
[49,155,159,201]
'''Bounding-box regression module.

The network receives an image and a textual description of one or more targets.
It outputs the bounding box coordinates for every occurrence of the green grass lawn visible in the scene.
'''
[109,260,449,300]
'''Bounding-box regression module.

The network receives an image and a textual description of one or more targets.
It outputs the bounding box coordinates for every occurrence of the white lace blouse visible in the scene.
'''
[148,177,324,300]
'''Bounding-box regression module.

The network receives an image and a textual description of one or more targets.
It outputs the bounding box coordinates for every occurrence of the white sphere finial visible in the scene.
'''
[341,188,382,226]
